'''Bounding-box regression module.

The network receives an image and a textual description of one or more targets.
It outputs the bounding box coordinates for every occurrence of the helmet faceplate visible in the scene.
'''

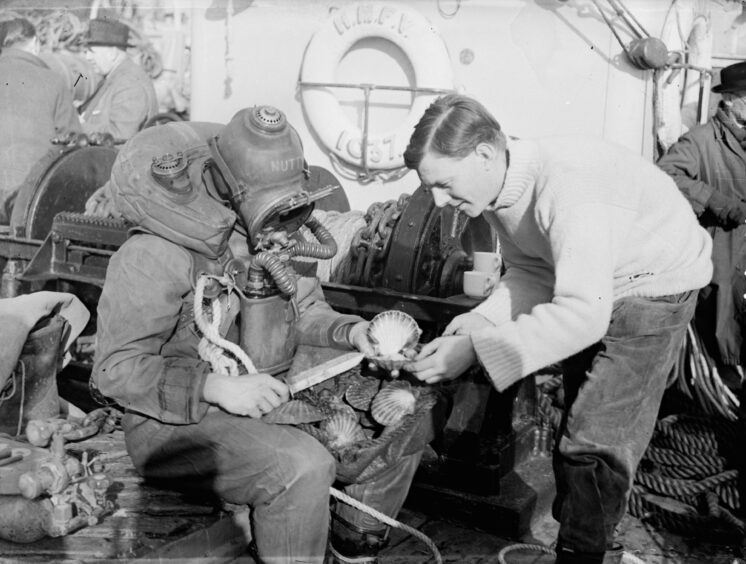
[209,106,314,249]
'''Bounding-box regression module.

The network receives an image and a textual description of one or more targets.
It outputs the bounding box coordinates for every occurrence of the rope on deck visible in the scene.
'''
[496,543,648,564]
[535,323,745,541]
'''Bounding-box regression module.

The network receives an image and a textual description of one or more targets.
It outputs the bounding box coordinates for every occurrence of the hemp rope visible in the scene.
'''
[193,274,441,560]
[536,358,745,542]
[194,274,257,376]
[497,543,647,564]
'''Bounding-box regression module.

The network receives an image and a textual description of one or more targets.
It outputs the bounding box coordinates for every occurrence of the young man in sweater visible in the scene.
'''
[402,94,713,564]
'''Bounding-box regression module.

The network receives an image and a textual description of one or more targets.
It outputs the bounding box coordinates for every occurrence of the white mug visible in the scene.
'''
[463,270,498,299]
[472,251,501,274]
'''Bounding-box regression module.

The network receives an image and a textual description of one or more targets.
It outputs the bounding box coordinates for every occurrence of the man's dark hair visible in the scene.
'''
[0,18,36,50]
[403,93,506,170]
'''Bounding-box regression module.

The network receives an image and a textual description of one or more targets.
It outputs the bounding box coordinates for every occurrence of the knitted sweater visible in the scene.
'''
[471,136,713,391]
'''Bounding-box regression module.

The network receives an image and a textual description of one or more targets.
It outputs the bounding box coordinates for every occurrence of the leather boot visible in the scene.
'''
[0,315,68,436]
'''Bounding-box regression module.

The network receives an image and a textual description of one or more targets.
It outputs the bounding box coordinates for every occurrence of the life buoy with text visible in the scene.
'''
[300,3,453,170]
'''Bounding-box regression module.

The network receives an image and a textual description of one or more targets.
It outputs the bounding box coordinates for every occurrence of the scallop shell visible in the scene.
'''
[318,391,358,419]
[262,399,326,425]
[367,311,422,357]
[357,411,379,429]
[370,381,417,427]
[345,378,381,411]
[322,411,366,449]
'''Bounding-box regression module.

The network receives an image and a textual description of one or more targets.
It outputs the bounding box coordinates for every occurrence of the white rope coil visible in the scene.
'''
[497,543,646,564]
[194,274,256,375]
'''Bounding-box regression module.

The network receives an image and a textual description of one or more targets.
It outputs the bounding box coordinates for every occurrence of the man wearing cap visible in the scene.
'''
[657,59,746,532]
[80,18,158,142]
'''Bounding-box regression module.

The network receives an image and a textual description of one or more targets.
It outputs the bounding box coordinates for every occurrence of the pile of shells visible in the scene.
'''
[261,309,425,452]
[262,375,421,453]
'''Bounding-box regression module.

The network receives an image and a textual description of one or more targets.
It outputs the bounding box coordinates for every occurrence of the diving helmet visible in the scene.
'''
[109,121,236,259]
[209,106,314,249]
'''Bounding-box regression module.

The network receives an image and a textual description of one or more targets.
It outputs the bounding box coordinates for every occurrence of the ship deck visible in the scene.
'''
[0,429,741,563]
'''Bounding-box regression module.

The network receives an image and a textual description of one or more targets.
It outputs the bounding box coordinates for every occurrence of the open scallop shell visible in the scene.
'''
[345,378,381,411]
[370,381,417,427]
[322,411,366,449]
[262,399,326,425]
[367,311,421,357]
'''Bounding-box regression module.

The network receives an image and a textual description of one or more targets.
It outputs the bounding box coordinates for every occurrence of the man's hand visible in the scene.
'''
[443,312,494,336]
[203,373,289,418]
[403,335,477,385]
[348,321,376,356]
[706,191,746,229]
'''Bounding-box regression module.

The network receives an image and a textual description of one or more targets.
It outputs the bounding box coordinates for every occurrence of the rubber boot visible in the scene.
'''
[555,545,605,564]
[555,541,626,564]
[0,315,68,436]
[328,513,388,564]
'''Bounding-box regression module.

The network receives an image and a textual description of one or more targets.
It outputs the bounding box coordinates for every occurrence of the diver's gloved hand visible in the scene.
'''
[203,372,289,418]
[443,311,494,336]
[347,321,376,357]
[706,191,746,229]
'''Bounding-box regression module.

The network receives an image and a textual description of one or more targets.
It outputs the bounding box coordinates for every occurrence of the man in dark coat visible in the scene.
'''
[0,17,81,224]
[657,59,746,524]
[80,18,158,142]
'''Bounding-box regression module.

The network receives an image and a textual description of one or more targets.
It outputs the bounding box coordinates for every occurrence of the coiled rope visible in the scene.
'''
[194,274,256,376]
[192,273,441,561]
[497,543,554,563]
[497,543,648,564]
[534,331,745,545]
[677,325,739,421]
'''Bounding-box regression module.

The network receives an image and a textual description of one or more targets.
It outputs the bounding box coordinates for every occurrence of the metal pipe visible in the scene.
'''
[609,0,649,39]
[361,84,372,177]
[66,245,116,256]
[298,81,453,95]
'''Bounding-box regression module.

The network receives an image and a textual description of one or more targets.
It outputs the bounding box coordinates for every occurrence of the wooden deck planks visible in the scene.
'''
[0,430,252,563]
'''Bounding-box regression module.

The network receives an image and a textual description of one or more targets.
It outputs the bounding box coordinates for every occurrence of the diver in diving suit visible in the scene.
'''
[92,106,422,563]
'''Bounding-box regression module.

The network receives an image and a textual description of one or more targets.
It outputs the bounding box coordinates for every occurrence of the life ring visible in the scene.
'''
[300,3,453,171]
